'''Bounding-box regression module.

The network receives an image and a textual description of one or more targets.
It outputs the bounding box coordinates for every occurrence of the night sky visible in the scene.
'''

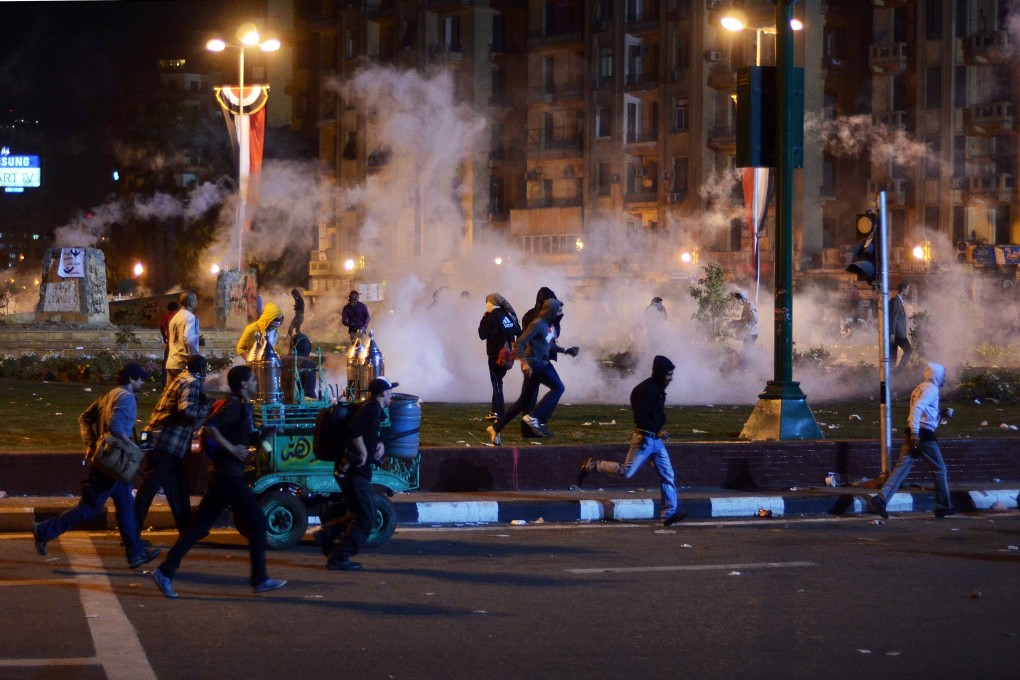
[0,1,266,228]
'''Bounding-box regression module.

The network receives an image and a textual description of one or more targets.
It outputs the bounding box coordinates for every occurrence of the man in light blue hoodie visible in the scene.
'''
[870,362,958,519]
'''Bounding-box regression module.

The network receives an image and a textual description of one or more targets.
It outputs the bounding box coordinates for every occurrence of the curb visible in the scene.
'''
[5,489,1016,534]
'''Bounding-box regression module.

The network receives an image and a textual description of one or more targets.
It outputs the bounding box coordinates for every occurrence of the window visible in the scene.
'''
[926,67,941,109]
[926,137,941,178]
[542,56,555,94]
[597,162,611,195]
[671,157,688,194]
[954,0,968,38]
[926,0,943,40]
[954,65,967,107]
[822,155,835,197]
[596,105,611,137]
[672,98,688,132]
[599,47,613,78]
[674,34,689,70]
[924,205,940,230]
[953,135,966,178]
[444,16,461,51]
[952,205,965,243]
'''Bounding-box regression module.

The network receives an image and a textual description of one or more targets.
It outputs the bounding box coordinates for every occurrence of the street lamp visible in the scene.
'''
[913,240,932,273]
[207,24,280,271]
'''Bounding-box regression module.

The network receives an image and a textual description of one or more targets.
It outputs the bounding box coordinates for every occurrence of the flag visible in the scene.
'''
[742,167,774,298]
[214,85,269,233]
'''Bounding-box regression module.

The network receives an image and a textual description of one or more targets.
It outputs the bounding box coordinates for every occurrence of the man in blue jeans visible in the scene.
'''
[33,363,161,568]
[576,355,688,526]
[487,297,577,444]
[869,361,957,519]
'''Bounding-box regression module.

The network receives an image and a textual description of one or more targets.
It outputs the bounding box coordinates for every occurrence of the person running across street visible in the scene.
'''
[869,361,958,520]
[477,292,521,422]
[577,355,688,527]
[150,365,286,598]
[33,363,161,568]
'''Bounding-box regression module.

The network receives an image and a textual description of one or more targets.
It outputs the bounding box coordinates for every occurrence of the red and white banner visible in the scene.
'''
[214,85,269,233]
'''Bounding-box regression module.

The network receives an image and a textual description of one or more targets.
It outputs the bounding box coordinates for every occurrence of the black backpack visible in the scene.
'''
[313,402,355,462]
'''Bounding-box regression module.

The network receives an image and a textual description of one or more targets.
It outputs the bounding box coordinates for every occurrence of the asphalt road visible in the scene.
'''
[2,515,1019,679]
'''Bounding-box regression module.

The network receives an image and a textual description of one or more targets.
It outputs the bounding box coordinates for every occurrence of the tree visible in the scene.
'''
[688,263,737,341]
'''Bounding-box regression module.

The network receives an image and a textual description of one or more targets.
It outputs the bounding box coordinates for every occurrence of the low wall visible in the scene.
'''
[2,439,1017,497]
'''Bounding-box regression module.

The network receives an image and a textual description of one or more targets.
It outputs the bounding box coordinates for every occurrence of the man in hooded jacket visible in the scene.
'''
[487,297,577,442]
[576,355,687,526]
[477,293,521,421]
[869,361,957,519]
[237,302,284,360]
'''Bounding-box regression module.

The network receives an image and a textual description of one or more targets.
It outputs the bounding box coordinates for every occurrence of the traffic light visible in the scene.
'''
[846,210,879,283]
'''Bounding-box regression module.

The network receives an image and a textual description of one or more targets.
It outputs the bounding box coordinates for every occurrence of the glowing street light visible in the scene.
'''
[133,262,144,277]
[343,258,356,272]
[211,263,221,276]
[913,240,932,272]
[494,257,503,266]
[207,24,281,270]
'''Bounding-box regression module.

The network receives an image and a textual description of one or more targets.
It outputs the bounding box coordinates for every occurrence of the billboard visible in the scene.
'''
[0,147,40,192]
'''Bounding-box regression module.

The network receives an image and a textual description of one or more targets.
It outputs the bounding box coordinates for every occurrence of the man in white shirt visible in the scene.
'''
[166,292,200,383]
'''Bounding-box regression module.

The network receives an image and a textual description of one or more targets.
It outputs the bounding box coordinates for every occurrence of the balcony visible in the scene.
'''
[963,174,1015,205]
[528,20,582,43]
[963,102,1014,136]
[868,42,908,75]
[527,127,583,158]
[963,31,1013,65]
[624,71,659,90]
[707,125,736,154]
[874,110,909,131]
[625,127,658,145]
[623,190,658,206]
[867,178,910,206]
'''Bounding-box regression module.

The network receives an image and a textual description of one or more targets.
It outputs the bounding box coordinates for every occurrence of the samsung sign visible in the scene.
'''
[0,149,41,190]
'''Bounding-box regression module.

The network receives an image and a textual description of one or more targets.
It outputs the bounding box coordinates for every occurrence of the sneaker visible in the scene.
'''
[663,510,689,526]
[486,425,501,446]
[253,578,288,593]
[869,495,889,520]
[523,415,550,438]
[128,546,161,569]
[484,412,499,422]
[32,523,47,556]
[577,457,594,487]
[934,505,959,519]
[327,559,363,571]
[151,568,178,599]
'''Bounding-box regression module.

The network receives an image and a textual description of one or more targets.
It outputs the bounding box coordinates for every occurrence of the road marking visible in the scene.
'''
[0,578,77,587]
[62,536,158,680]
[567,561,817,574]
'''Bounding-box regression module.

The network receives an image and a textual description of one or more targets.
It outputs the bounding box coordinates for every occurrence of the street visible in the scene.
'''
[1,515,1019,679]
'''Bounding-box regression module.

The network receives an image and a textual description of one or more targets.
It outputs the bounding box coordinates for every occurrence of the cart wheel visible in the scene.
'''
[259,490,308,550]
[366,493,397,548]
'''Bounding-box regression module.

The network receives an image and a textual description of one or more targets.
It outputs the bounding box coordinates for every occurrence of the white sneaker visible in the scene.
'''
[523,415,549,437]
[486,425,501,446]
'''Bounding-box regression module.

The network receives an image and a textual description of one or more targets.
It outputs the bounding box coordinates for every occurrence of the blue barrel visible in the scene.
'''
[382,393,421,459]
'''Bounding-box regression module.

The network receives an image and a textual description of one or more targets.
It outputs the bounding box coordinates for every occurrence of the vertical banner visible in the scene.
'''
[742,167,774,300]
[214,85,270,234]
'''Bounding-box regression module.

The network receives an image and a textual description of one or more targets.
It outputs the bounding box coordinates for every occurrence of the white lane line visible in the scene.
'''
[62,536,158,680]
[567,561,817,574]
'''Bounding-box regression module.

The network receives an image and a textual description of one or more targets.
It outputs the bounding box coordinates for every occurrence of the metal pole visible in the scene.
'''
[237,47,246,271]
[877,191,893,474]
[773,2,795,388]
[752,27,763,303]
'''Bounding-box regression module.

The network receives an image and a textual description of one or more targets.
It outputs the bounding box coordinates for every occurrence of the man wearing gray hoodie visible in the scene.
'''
[870,362,957,519]
[487,297,577,443]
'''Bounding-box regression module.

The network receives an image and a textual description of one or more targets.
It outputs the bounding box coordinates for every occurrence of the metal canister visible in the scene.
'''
[367,331,384,381]
[252,341,283,403]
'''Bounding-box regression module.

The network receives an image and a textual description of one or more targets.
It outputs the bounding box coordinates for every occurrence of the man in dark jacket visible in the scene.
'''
[150,365,286,598]
[341,290,371,344]
[890,281,911,368]
[477,293,521,422]
[316,376,397,571]
[577,355,688,526]
[487,298,577,443]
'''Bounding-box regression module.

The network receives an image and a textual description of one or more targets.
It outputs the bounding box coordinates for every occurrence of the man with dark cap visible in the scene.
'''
[478,292,521,422]
[287,288,305,337]
[341,290,371,344]
[33,363,161,568]
[315,376,398,571]
[577,356,688,526]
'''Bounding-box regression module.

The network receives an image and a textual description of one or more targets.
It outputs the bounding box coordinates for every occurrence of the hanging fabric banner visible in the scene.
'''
[742,166,775,299]
[214,85,269,233]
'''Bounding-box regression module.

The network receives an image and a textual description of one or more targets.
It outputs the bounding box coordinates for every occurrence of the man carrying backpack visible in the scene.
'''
[315,376,397,571]
[134,355,210,536]
[150,365,286,598]
[477,293,521,423]
[33,364,161,569]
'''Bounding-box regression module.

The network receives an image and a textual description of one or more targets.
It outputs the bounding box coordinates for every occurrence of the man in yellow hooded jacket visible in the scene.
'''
[237,302,285,360]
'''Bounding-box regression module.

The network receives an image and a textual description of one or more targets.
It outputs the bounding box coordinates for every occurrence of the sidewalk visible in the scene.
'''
[2,484,1017,534]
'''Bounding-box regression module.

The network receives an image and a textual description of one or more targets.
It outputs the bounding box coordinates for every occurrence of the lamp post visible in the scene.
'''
[207,24,280,271]
[734,0,822,441]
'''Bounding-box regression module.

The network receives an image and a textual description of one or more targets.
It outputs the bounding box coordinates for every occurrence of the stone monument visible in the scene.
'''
[35,247,109,324]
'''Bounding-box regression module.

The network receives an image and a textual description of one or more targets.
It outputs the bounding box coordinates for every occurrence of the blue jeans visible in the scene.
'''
[597,432,681,517]
[878,431,951,512]
[36,468,146,561]
[493,363,564,432]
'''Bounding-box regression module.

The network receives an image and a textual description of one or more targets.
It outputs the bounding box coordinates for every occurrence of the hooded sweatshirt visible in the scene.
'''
[630,355,675,434]
[908,362,946,436]
[516,298,563,372]
[236,302,284,358]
